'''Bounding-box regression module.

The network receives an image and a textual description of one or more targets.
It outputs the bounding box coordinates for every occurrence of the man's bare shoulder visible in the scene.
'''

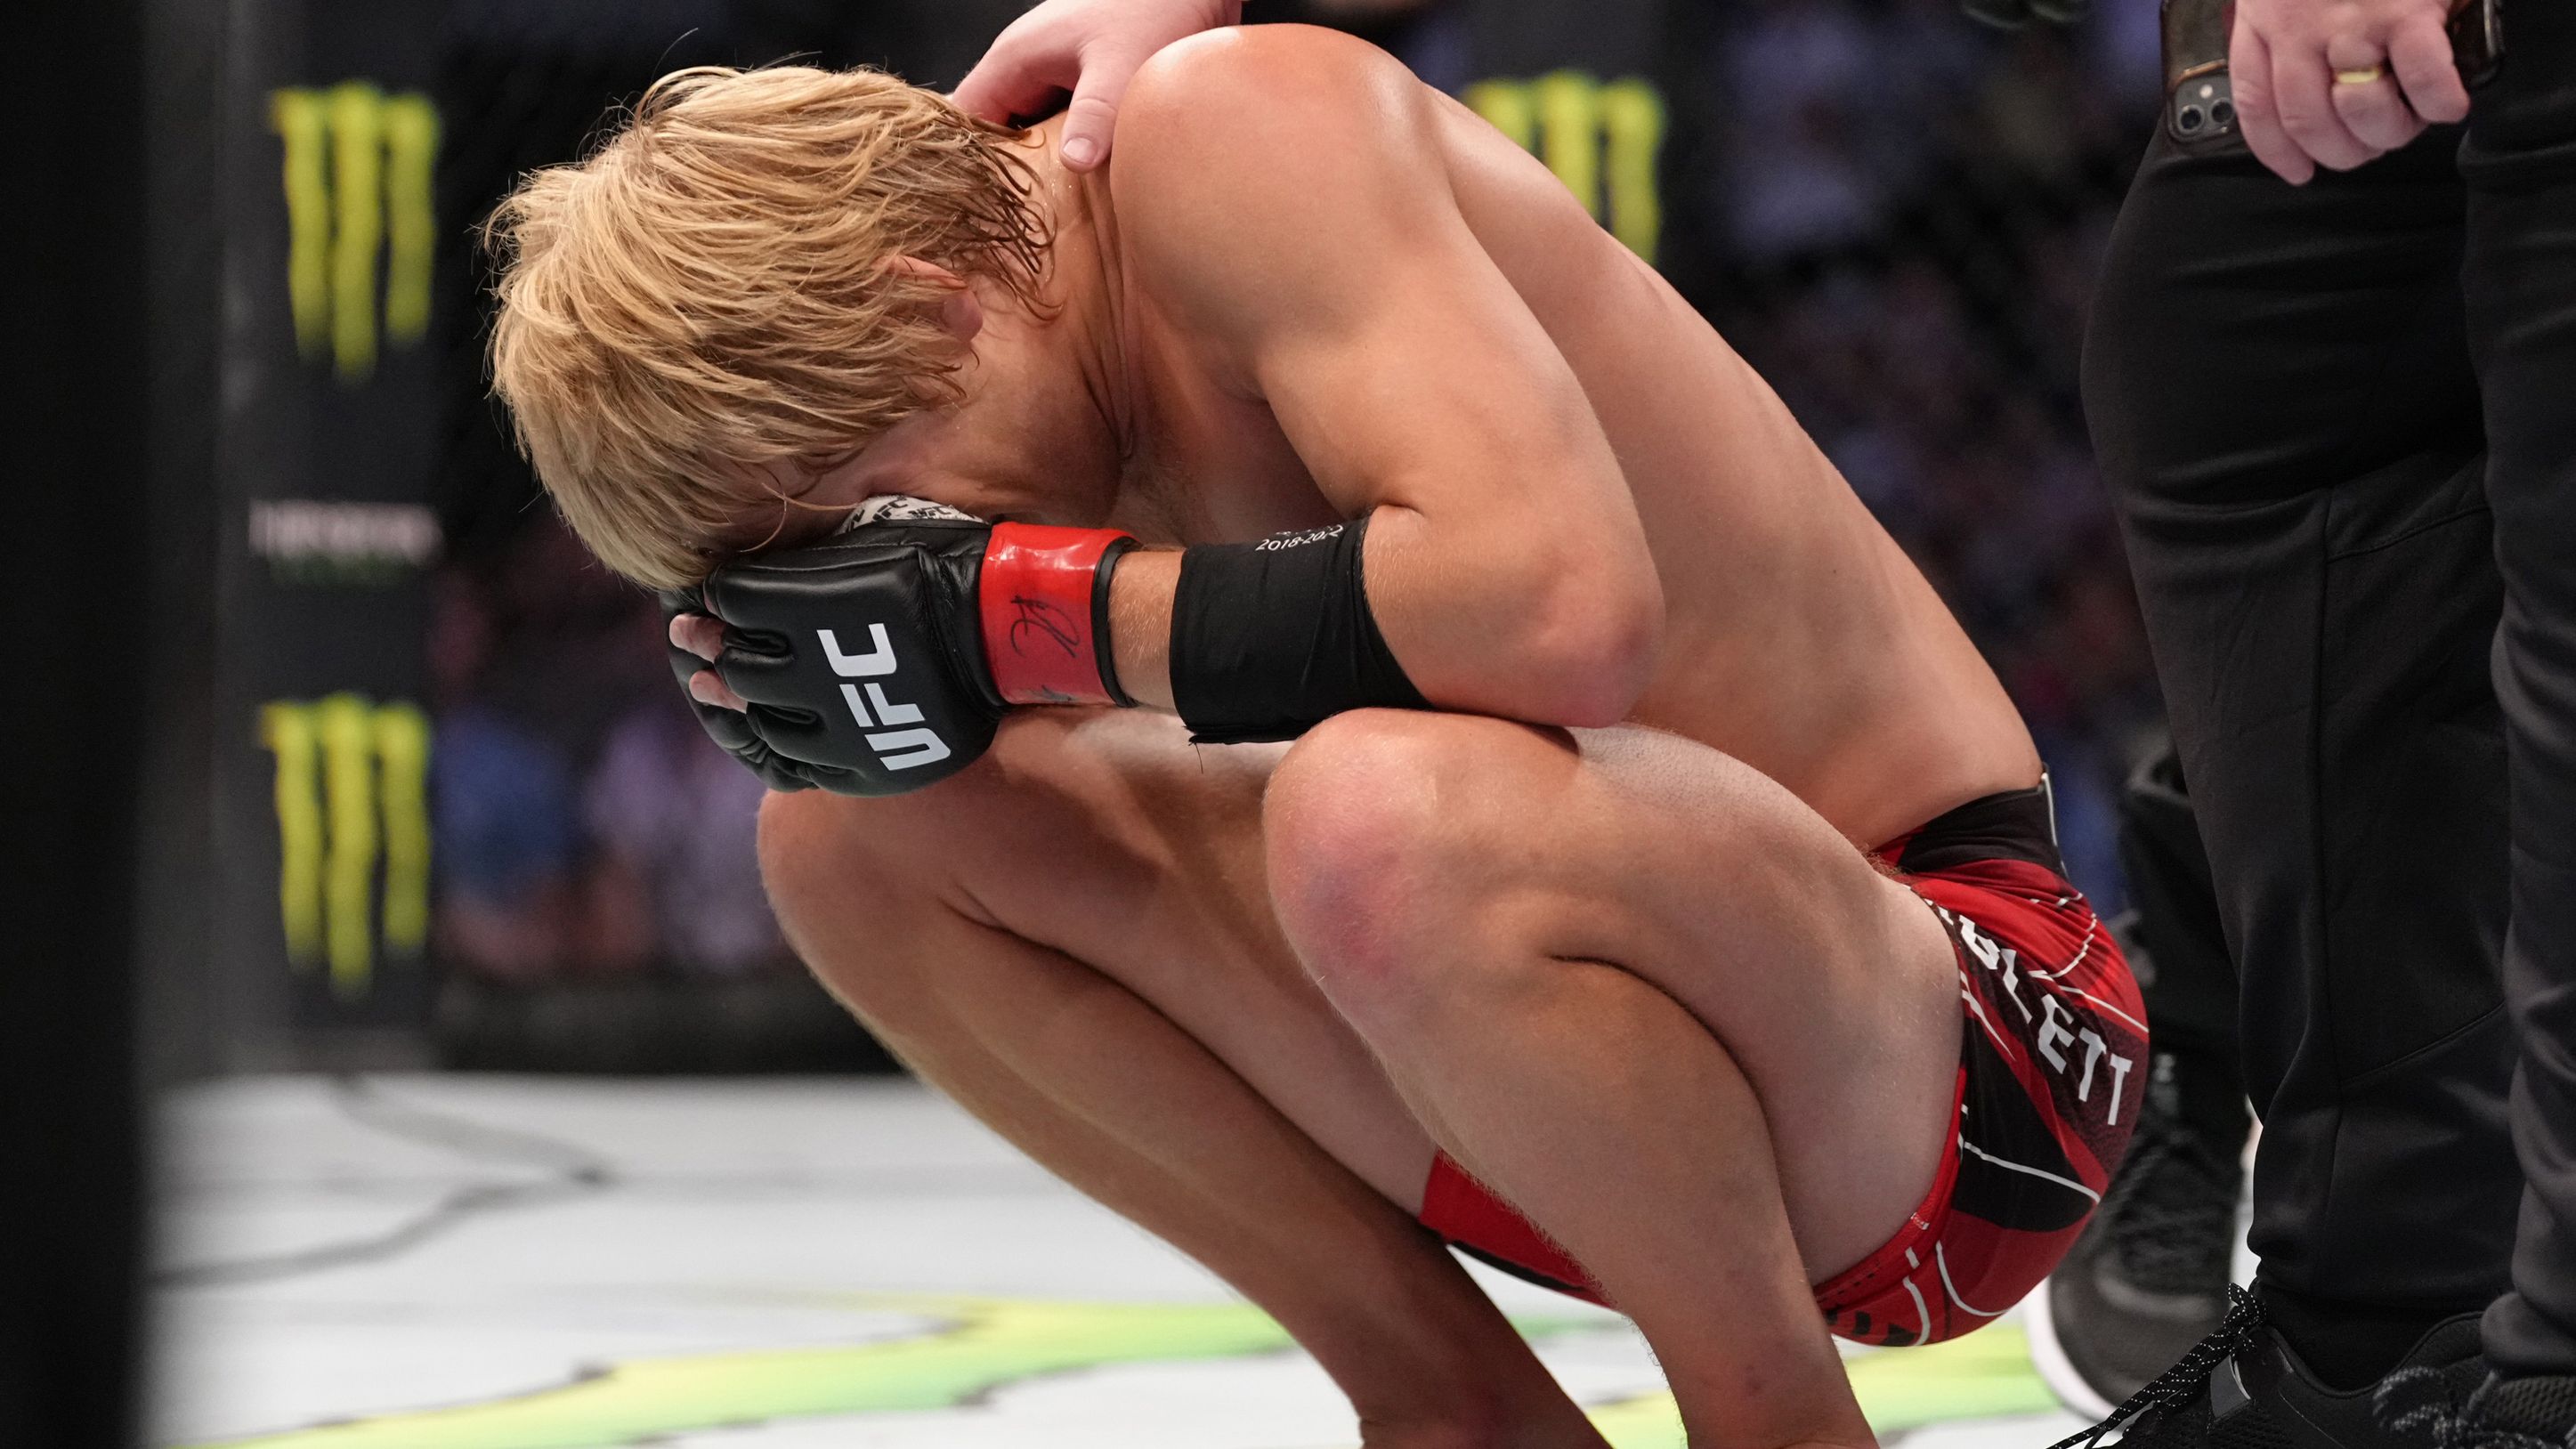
[1116,23,1422,146]
[1106,27,1449,337]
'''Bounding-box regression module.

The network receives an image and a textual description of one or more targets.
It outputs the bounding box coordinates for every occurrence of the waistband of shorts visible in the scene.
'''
[1810,1064,1969,1315]
[1869,778,2063,878]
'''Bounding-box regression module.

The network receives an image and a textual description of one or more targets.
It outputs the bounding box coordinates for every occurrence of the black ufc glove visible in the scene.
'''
[676,499,1137,797]
[663,587,836,793]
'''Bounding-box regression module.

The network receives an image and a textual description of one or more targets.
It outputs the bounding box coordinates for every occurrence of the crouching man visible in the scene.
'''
[483,28,2142,1449]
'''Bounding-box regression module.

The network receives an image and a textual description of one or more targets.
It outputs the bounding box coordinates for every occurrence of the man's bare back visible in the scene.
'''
[749,26,2035,847]
[1111,28,2037,845]
[1415,84,2041,840]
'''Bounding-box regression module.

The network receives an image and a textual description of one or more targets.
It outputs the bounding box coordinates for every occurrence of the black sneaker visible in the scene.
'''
[2380,1364,2576,1449]
[2030,1047,2249,1416]
[2047,1288,2489,1449]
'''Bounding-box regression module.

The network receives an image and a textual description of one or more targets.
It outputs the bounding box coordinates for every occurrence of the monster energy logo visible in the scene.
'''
[259,695,432,996]
[270,85,440,382]
[1464,73,1665,263]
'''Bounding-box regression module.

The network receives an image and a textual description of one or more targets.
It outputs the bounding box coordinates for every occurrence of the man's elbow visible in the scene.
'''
[1512,571,1664,727]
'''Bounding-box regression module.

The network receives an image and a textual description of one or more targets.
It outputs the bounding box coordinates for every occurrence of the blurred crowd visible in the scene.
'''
[425,0,2168,989]
[1675,0,2167,900]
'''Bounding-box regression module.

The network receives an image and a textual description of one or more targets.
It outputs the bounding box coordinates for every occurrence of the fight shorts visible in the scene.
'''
[1414,781,2145,1348]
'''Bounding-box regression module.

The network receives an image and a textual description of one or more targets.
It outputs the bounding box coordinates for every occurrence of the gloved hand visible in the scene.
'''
[1959,0,2088,29]
[671,498,1137,797]
[663,587,838,793]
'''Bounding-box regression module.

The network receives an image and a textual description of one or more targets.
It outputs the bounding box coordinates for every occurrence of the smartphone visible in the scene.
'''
[2450,0,2504,90]
[2161,0,2504,146]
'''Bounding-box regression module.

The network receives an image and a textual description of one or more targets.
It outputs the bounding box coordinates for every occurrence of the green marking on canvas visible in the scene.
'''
[1584,1324,2060,1449]
[192,1297,2054,1449]
[194,1296,1300,1449]
[1851,1324,2062,1433]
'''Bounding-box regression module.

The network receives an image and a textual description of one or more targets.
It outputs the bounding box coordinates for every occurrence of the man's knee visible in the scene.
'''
[1264,710,1551,1003]
[757,712,1093,905]
[755,789,933,994]
[753,750,1038,1018]
[758,711,1187,992]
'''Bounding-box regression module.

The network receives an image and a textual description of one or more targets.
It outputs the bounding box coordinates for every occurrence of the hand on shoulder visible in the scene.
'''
[952,0,1243,171]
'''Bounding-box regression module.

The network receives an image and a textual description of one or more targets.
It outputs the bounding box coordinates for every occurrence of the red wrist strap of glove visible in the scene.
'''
[979,522,1138,708]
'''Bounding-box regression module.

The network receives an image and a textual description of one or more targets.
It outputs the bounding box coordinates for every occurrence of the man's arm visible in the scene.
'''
[1104,28,1664,729]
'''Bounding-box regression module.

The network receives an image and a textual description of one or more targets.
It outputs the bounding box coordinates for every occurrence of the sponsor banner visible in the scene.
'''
[258,695,432,1000]
[269,84,440,383]
[215,0,447,1048]
[248,498,441,586]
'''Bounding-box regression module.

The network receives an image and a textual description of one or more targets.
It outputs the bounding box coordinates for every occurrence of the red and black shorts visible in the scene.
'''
[1414,781,2146,1348]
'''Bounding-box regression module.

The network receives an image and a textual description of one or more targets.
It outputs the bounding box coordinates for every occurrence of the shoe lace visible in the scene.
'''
[2099,1109,2242,1295]
[2048,1283,2267,1449]
[2378,1372,2576,1449]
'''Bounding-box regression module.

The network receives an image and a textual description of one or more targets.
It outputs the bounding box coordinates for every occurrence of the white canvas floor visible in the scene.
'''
[152,1075,2111,1449]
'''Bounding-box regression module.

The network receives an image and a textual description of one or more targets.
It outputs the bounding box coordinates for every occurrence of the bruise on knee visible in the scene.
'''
[1263,715,1458,983]
[1262,711,1570,1010]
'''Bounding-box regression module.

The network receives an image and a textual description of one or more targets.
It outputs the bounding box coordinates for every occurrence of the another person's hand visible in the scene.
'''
[2231,0,2470,183]
[952,0,1241,172]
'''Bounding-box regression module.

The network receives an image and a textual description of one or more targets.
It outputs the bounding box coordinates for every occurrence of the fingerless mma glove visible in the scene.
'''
[662,587,838,794]
[686,506,1135,797]
[674,501,1431,796]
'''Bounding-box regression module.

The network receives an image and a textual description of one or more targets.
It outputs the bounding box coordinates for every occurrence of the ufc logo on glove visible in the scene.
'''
[818,624,951,772]
[679,496,1138,797]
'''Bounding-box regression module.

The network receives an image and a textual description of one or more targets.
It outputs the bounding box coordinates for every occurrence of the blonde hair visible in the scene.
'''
[483,65,1052,588]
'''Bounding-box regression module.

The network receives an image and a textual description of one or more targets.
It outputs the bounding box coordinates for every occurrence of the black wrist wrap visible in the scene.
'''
[1168,514,1430,745]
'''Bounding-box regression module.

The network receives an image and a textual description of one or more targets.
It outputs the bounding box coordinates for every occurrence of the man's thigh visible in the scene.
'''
[1266,712,1966,1278]
[783,707,1446,1209]
[829,706,1961,1275]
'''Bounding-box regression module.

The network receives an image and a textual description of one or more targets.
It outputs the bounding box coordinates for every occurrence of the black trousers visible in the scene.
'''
[2086,7,2576,1375]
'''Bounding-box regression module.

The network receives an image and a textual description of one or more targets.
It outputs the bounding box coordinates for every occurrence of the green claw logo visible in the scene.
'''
[259,694,432,996]
[1464,73,1665,264]
[270,85,440,383]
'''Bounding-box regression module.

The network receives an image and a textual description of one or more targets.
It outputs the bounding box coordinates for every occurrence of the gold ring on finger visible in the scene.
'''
[2334,64,2391,85]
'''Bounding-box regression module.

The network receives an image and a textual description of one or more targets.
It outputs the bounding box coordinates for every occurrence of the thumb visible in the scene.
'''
[1058,44,1147,170]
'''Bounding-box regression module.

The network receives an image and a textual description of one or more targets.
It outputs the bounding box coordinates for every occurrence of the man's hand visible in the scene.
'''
[2232,0,2471,183]
[663,596,837,793]
[675,518,1008,796]
[666,500,1138,797]
[952,0,1239,171]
